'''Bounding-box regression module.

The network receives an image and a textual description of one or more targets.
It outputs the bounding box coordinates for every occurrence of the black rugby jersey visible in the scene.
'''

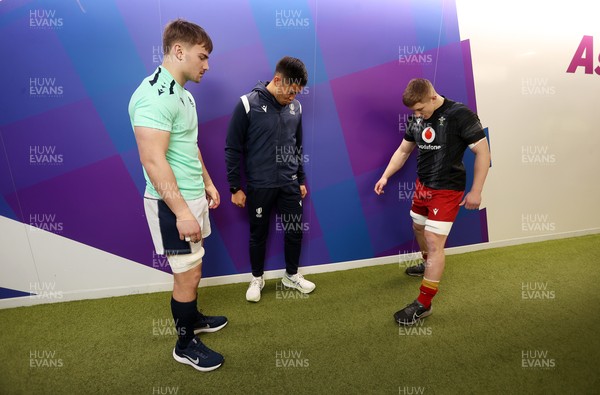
[403,98,485,191]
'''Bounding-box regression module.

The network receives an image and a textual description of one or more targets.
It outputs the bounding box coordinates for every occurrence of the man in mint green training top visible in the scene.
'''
[129,18,226,372]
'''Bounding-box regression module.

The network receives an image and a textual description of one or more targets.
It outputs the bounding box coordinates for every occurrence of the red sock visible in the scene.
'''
[416,278,439,308]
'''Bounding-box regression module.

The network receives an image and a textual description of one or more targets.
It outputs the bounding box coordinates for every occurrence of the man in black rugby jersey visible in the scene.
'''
[375,78,491,325]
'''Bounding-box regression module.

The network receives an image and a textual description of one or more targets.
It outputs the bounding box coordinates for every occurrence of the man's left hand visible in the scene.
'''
[300,184,308,199]
[205,184,220,209]
[459,190,481,210]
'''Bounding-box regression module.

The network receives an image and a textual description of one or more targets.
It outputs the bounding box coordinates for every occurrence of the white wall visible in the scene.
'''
[456,0,600,242]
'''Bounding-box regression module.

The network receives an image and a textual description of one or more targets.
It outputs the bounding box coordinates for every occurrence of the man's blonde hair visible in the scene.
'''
[402,78,434,107]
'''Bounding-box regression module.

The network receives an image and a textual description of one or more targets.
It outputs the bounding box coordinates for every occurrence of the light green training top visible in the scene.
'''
[129,66,204,200]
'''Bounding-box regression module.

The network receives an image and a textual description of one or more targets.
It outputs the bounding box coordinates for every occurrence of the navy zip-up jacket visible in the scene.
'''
[225,81,306,189]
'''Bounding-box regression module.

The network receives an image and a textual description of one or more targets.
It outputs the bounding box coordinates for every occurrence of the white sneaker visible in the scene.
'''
[281,273,315,294]
[246,276,264,302]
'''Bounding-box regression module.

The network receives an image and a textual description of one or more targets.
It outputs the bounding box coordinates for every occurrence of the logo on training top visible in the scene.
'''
[261,105,268,112]
[290,103,296,115]
[438,116,445,126]
[422,127,435,143]
[256,207,263,218]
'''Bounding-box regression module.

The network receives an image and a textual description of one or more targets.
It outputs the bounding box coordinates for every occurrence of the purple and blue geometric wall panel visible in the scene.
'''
[460,40,478,113]
[5,156,155,269]
[249,0,318,71]
[315,0,418,81]
[201,226,237,279]
[85,85,140,157]
[119,148,147,197]
[0,16,89,126]
[0,287,32,299]
[302,81,354,192]
[51,0,147,96]
[410,0,460,52]
[330,60,415,177]
[357,165,418,257]
[52,2,146,154]
[425,42,470,102]
[2,99,118,191]
[113,0,162,76]
[0,196,16,221]
[447,208,489,248]
[192,43,273,124]
[311,178,373,263]
[0,140,19,221]
[0,0,489,284]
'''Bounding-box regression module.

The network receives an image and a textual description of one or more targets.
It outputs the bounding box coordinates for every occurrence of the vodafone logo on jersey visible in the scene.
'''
[422,127,436,143]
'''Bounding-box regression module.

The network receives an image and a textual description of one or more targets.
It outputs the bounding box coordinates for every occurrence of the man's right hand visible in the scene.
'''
[176,213,202,243]
[374,177,388,195]
[232,190,247,208]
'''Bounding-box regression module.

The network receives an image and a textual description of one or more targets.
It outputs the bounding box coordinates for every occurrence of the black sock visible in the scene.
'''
[194,292,203,321]
[170,297,197,348]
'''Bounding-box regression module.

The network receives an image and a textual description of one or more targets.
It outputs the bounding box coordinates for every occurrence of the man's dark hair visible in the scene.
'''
[163,18,213,54]
[275,56,308,87]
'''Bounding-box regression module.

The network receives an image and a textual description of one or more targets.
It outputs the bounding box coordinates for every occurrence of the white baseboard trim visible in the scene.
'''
[0,282,174,309]
[440,227,600,257]
[2,228,598,309]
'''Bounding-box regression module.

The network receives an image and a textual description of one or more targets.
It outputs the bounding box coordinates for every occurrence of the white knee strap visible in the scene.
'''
[167,245,205,274]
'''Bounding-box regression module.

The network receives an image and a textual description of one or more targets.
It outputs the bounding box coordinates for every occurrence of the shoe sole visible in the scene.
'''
[281,277,315,294]
[172,349,223,372]
[194,321,228,334]
[395,308,433,326]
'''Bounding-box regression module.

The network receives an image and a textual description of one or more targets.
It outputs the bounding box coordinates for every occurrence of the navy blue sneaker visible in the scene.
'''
[194,312,228,334]
[394,300,432,326]
[172,337,223,372]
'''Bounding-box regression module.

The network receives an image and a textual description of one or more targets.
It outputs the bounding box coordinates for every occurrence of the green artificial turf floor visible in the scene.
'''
[1,234,599,394]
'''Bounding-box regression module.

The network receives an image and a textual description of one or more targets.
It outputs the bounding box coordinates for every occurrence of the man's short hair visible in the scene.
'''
[275,56,308,87]
[402,78,434,107]
[163,18,213,54]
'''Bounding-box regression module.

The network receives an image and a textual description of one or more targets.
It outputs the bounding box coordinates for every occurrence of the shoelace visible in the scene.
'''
[409,263,425,271]
[250,278,262,288]
[197,313,214,325]
[287,273,303,282]
[190,339,211,358]
[404,301,421,316]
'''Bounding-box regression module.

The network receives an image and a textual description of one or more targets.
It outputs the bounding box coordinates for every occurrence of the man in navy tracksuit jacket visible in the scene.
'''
[225,56,316,302]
